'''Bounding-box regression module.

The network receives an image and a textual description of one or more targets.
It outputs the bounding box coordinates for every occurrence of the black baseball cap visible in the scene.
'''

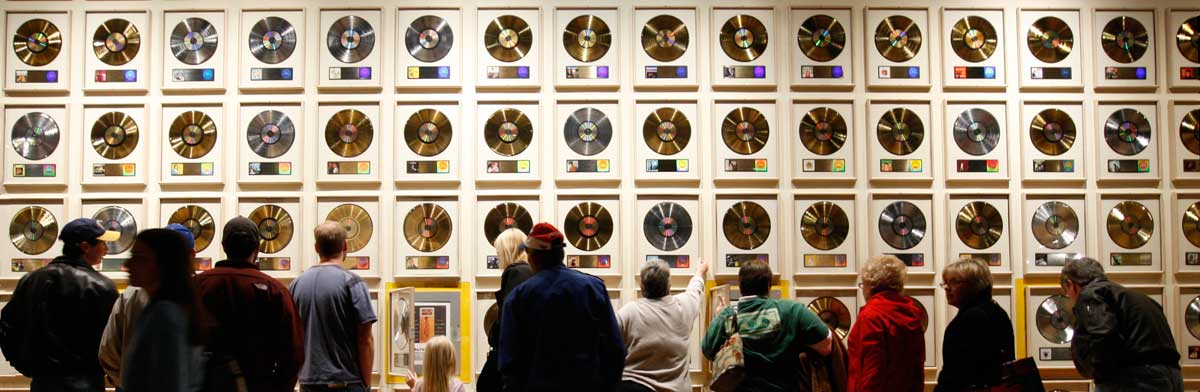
[61,218,121,244]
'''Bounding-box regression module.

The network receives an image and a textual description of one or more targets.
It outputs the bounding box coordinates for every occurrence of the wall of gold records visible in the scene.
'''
[2,0,1200,390]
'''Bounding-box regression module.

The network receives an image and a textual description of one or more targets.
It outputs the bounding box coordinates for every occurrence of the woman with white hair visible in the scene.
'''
[614,259,708,392]
[476,228,534,392]
[848,255,925,392]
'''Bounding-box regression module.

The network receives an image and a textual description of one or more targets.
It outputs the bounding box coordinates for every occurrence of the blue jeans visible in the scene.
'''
[300,383,367,392]
[1094,364,1182,392]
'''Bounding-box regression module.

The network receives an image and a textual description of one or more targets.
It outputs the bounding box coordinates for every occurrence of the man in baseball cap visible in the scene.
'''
[60,218,122,266]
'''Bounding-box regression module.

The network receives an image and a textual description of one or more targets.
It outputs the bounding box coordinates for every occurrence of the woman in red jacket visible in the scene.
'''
[848,255,926,392]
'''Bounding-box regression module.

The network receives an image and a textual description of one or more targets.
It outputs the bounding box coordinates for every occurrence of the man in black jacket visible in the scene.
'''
[0,218,120,392]
[1061,257,1182,392]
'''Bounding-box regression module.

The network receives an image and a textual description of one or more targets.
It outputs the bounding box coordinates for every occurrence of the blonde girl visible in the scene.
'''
[406,336,465,392]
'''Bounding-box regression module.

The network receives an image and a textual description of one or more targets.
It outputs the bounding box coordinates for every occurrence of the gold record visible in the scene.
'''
[876,108,925,156]
[874,15,922,63]
[91,111,139,160]
[641,15,689,62]
[168,111,217,159]
[564,202,613,252]
[797,14,845,62]
[484,108,533,157]
[1101,16,1149,64]
[92,18,141,66]
[955,201,1003,250]
[800,201,849,251]
[326,204,373,253]
[642,107,691,156]
[484,15,532,62]
[798,107,847,156]
[168,205,215,252]
[722,201,771,251]
[807,297,851,340]
[721,107,770,155]
[324,109,374,158]
[719,15,768,62]
[404,109,452,157]
[950,16,997,63]
[1176,16,1200,63]
[1106,201,1153,250]
[1187,296,1200,340]
[403,203,452,252]
[563,15,611,63]
[12,19,62,66]
[1029,109,1077,156]
[484,202,532,245]
[1027,16,1074,64]
[1184,201,1200,248]
[9,206,58,255]
[1181,109,1200,155]
[248,204,293,254]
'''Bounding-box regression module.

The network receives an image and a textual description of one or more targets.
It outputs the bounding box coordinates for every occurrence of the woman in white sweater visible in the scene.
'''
[615,259,707,392]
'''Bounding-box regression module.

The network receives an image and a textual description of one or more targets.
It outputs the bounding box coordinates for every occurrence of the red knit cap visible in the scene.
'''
[524,222,565,251]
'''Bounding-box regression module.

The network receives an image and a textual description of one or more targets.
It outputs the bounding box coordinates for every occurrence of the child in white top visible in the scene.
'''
[406,335,466,392]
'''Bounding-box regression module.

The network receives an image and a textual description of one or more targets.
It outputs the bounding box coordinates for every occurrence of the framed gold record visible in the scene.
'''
[168,110,217,159]
[12,18,62,67]
[876,108,924,156]
[9,206,58,255]
[800,201,849,251]
[404,109,452,157]
[721,107,770,155]
[484,108,533,157]
[326,203,373,253]
[403,203,452,253]
[642,14,689,62]
[950,16,997,63]
[324,109,374,158]
[484,15,532,63]
[167,205,216,253]
[719,14,768,62]
[1027,16,1074,64]
[248,204,293,254]
[1101,16,1149,64]
[874,15,922,63]
[93,18,140,66]
[643,107,691,156]
[1176,15,1200,64]
[564,201,613,252]
[1105,200,1154,250]
[722,201,771,251]
[956,201,1003,250]
[1029,109,1076,156]
[1182,108,1200,155]
[797,14,845,62]
[91,111,139,160]
[807,297,851,339]
[563,15,611,63]
[798,107,846,156]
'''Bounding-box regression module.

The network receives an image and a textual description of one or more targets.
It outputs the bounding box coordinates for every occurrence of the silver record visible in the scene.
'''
[952,108,1001,156]
[170,17,219,65]
[1186,296,1200,340]
[405,15,454,63]
[563,107,612,156]
[326,15,375,64]
[1036,295,1075,344]
[10,112,60,161]
[877,201,926,250]
[643,201,693,252]
[247,16,297,65]
[1031,201,1078,250]
[1103,108,1152,156]
[92,206,137,254]
[246,110,295,159]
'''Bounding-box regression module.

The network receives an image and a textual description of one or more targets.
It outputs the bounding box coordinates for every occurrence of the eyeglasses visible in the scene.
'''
[939,280,964,289]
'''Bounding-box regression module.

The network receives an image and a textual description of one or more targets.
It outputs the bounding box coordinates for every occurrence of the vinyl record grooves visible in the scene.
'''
[248,16,297,65]
[721,107,770,155]
[326,15,375,64]
[1036,295,1075,344]
[484,202,532,245]
[405,15,453,63]
[484,108,533,157]
[643,201,693,252]
[1181,109,1200,155]
[807,297,851,340]
[719,15,768,62]
[878,201,926,250]
[404,109,452,157]
[249,204,293,254]
[169,111,217,159]
[1179,16,1200,63]
[1032,201,1079,250]
[953,108,1000,156]
[722,201,771,251]
[93,18,141,66]
[1186,296,1200,340]
[13,19,62,66]
[91,111,138,160]
[403,203,452,252]
[1184,201,1200,248]
[92,206,136,254]
[326,204,373,253]
[1101,16,1148,64]
[956,201,1003,250]
[874,15,922,63]
[1029,109,1077,156]
[1103,108,1151,156]
[1027,16,1074,64]
[1106,201,1153,250]
[642,108,691,156]
[170,17,219,65]
[324,109,374,158]
[564,202,613,252]
[168,205,215,252]
[564,107,612,156]
[9,206,57,255]
[641,15,689,62]
[797,15,845,62]
[11,112,61,161]
[950,16,997,63]
[563,15,611,63]
[798,107,847,156]
[801,201,849,251]
[876,108,924,156]
[246,110,295,159]
[484,15,532,63]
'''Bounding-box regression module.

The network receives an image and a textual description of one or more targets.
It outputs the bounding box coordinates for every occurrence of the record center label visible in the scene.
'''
[567,159,609,173]
[800,66,843,79]
[879,159,922,173]
[888,253,924,267]
[878,66,920,79]
[407,66,451,80]
[1031,67,1072,80]
[406,256,450,270]
[1107,159,1150,173]
[802,159,845,172]
[486,66,530,79]
[1032,159,1074,173]
[957,160,1000,173]
[406,160,450,174]
[95,70,137,83]
[170,162,214,176]
[249,162,293,176]
[1180,67,1199,80]
[1039,347,1072,361]
[1110,253,1152,266]
[327,161,371,175]
[14,70,58,83]
[1105,66,1147,80]
[647,255,690,268]
[12,164,56,177]
[567,255,610,268]
[646,159,688,172]
[804,254,847,268]
[486,160,531,174]
[258,257,291,271]
[329,67,372,80]
[251,68,294,81]
[172,69,215,82]
[959,253,1002,267]
[725,254,768,268]
[953,66,996,80]
[93,163,136,177]
[724,159,767,172]
[645,66,687,79]
[566,66,609,79]
[723,66,766,79]
[342,256,370,270]
[11,259,52,273]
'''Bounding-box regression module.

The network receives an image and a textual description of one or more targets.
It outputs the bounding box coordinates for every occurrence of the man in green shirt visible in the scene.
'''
[702,260,832,391]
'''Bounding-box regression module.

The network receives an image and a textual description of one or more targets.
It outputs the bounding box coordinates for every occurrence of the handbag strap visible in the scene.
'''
[727,302,739,334]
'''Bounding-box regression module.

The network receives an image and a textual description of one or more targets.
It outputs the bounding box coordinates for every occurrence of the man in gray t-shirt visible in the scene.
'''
[290,222,377,392]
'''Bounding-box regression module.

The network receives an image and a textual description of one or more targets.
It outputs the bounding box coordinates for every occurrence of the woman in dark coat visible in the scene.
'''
[935,258,1015,392]
[476,228,534,391]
